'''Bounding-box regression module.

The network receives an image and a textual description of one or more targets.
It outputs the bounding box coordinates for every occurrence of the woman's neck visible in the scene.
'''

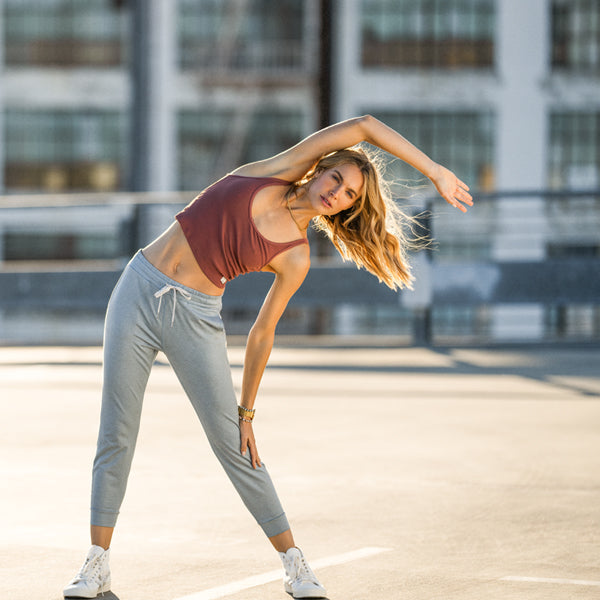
[285,187,319,230]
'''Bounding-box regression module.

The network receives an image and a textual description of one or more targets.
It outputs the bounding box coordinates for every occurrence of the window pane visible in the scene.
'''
[547,112,600,261]
[551,0,600,72]
[361,0,495,68]
[4,232,121,260]
[4,0,128,67]
[548,112,600,189]
[370,110,495,190]
[5,110,128,192]
[177,108,304,191]
[178,0,306,71]
[368,110,495,263]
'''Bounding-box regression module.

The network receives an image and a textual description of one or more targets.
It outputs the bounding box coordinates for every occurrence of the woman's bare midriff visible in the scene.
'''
[141,221,224,297]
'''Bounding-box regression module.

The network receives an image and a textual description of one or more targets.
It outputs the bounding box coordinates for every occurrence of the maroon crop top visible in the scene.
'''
[175,174,308,288]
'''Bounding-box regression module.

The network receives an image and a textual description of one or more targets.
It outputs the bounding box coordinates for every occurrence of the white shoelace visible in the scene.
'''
[154,284,192,326]
[289,552,318,586]
[73,553,103,585]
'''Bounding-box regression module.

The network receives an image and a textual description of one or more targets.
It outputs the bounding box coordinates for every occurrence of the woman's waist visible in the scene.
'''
[141,222,225,297]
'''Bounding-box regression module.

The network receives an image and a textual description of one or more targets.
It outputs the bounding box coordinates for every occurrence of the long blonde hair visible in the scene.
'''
[289,146,424,290]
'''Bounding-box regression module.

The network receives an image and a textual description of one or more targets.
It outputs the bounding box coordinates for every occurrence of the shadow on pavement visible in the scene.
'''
[65,594,120,600]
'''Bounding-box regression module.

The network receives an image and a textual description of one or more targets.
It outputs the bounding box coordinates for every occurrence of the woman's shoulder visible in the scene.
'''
[229,161,295,183]
[271,241,311,276]
[202,171,290,196]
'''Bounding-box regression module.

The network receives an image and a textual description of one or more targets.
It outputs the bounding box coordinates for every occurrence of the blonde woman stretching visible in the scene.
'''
[63,115,472,599]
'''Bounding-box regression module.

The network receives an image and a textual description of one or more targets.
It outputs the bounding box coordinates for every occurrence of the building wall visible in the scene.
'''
[1,0,599,344]
[0,0,323,343]
[332,0,600,202]
[1,0,320,195]
[330,0,600,340]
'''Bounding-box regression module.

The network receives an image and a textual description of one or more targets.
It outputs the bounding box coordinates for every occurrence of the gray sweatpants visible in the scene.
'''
[90,250,289,537]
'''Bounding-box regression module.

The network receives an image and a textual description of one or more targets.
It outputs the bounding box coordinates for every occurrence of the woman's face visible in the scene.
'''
[310,163,364,216]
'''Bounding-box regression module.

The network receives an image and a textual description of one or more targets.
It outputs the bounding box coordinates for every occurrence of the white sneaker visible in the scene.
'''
[279,547,327,598]
[63,545,111,598]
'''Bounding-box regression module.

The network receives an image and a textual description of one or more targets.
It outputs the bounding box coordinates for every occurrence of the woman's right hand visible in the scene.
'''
[240,420,262,469]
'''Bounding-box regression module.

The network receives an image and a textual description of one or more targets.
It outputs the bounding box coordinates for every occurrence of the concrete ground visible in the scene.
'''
[1,342,599,600]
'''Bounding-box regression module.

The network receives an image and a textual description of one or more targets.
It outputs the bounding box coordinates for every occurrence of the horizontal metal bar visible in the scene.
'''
[448,189,600,201]
[0,192,190,209]
[1,188,598,209]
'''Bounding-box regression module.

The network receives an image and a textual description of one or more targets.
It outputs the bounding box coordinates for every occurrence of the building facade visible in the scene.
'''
[0,0,599,343]
[330,0,600,340]
[2,0,320,196]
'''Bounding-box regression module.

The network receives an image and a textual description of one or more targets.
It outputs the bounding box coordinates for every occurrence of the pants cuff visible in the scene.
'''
[259,512,290,538]
[91,507,119,528]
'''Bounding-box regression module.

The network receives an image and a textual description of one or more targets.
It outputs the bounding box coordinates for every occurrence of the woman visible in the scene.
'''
[63,115,472,599]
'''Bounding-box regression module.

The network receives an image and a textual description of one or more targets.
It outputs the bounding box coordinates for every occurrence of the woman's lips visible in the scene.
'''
[321,195,332,208]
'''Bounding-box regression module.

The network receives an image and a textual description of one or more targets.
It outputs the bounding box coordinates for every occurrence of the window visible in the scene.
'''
[4,0,128,67]
[370,111,495,191]
[4,232,121,261]
[361,0,495,69]
[367,111,495,264]
[545,305,600,340]
[547,113,600,262]
[432,306,491,342]
[548,112,600,190]
[178,0,306,72]
[332,305,413,337]
[239,110,305,166]
[551,0,600,73]
[5,110,128,192]
[178,108,304,191]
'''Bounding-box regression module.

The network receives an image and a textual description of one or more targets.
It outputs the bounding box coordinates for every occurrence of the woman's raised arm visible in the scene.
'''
[233,116,371,182]
[359,116,473,211]
[234,115,472,211]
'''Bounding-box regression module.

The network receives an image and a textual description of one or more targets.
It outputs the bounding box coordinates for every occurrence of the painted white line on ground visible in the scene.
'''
[173,546,393,600]
[501,576,600,587]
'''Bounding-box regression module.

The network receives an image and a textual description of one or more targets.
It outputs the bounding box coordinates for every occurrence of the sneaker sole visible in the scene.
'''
[284,583,328,599]
[63,579,111,599]
[64,596,110,600]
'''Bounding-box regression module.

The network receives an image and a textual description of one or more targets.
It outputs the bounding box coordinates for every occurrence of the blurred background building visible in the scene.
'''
[0,0,599,344]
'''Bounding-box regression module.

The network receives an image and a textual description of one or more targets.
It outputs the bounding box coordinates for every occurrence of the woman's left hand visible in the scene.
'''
[240,420,262,469]
[430,164,473,213]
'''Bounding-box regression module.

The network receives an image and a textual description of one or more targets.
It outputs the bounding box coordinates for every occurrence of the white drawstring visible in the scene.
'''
[154,284,192,326]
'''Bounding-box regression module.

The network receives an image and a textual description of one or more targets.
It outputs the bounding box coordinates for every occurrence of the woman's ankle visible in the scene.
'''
[90,524,114,550]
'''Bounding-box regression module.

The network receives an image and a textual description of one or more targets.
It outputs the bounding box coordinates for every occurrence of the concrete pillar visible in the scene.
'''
[329,0,365,335]
[331,0,361,121]
[492,0,549,339]
[0,0,5,192]
[0,0,6,342]
[131,0,176,192]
